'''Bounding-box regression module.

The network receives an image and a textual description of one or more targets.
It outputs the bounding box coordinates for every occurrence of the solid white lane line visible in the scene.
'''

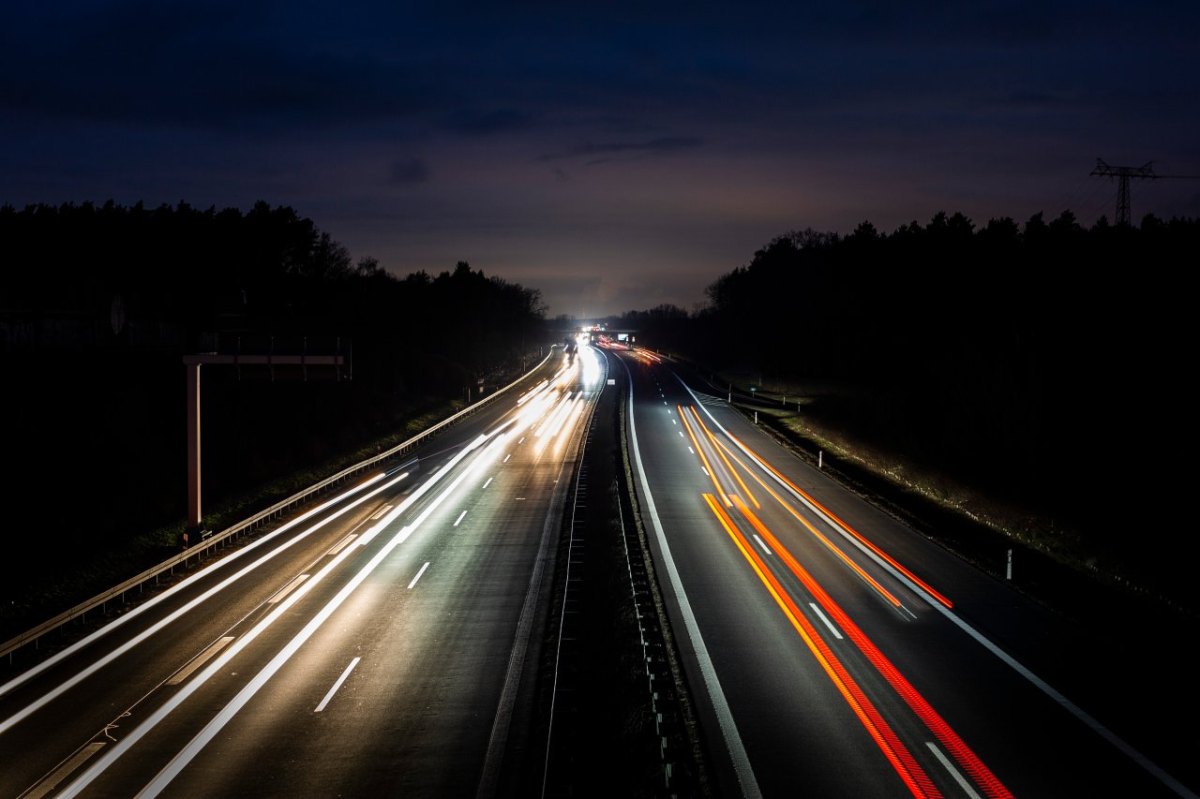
[454,511,467,527]
[26,742,106,799]
[267,574,310,604]
[808,603,843,640]
[167,637,235,686]
[314,658,361,713]
[408,562,430,590]
[619,356,762,799]
[752,534,772,555]
[926,742,982,799]
[483,477,494,489]
[369,503,393,520]
[682,375,1200,799]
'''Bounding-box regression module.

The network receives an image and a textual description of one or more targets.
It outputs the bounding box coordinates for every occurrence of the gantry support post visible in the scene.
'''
[183,350,347,537]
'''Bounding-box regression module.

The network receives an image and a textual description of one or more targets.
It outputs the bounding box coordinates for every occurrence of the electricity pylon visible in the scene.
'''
[1090,159,1156,226]
[1091,158,1200,225]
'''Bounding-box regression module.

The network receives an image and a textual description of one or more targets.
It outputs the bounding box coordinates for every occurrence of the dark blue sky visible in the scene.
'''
[3,1,1199,316]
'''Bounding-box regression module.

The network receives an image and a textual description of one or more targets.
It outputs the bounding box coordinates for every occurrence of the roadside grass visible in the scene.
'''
[714,368,1193,618]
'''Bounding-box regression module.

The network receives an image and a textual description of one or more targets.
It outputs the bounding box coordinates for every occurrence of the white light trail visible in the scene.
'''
[0,471,407,735]
[0,471,390,703]
[61,431,508,798]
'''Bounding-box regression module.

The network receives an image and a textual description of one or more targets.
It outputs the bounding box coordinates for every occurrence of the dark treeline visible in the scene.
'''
[0,201,547,612]
[616,211,1197,600]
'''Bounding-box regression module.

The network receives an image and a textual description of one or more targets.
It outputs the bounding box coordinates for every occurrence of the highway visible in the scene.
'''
[609,343,1200,799]
[6,338,1199,799]
[0,345,606,799]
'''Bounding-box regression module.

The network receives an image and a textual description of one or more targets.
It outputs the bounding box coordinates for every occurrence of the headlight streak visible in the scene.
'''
[580,345,602,388]
[677,404,731,506]
[356,431,496,546]
[726,497,1013,799]
[553,397,587,457]
[517,385,558,432]
[702,494,940,799]
[61,426,511,799]
[0,470,408,736]
[534,391,576,445]
[516,379,548,406]
[0,470,388,700]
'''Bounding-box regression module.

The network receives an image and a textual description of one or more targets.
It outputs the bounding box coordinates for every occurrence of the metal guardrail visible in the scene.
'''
[2,348,557,663]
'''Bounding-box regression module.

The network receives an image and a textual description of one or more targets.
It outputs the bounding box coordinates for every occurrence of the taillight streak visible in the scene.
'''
[703,494,941,799]
[688,406,760,508]
[723,449,904,610]
[677,405,731,506]
[727,430,953,609]
[730,497,1013,799]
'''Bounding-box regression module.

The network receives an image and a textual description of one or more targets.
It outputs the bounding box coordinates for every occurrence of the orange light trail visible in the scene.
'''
[723,447,902,608]
[703,494,940,799]
[731,498,1012,799]
[677,405,731,506]
[688,406,760,509]
[727,432,953,609]
[629,349,663,364]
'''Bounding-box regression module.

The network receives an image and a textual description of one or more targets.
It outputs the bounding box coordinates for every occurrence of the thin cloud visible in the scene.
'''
[443,108,536,135]
[390,157,431,185]
[540,136,703,163]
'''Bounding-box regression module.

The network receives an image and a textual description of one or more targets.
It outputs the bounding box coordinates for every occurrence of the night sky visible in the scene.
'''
[3,2,1199,317]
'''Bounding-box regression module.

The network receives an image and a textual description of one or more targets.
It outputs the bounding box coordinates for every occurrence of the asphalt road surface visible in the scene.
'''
[0,346,605,799]
[610,343,1199,799]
